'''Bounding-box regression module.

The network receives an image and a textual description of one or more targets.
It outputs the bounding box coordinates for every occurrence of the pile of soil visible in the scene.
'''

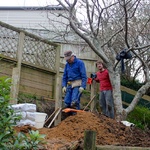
[14,111,150,150]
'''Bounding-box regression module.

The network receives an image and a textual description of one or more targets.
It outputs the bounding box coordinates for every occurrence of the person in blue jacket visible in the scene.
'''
[62,50,87,110]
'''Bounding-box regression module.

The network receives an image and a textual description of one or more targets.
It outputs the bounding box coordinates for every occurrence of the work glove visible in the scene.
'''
[79,87,84,93]
[62,87,66,94]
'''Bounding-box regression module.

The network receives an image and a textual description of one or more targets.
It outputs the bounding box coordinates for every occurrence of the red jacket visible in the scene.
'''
[95,69,112,91]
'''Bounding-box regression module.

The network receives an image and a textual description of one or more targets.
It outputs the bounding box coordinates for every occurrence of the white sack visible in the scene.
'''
[121,121,135,127]
[11,103,36,112]
[26,112,35,121]
[15,112,26,119]
[16,119,35,127]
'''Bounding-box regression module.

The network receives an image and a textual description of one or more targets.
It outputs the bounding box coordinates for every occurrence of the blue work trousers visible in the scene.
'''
[99,90,114,119]
[64,85,82,110]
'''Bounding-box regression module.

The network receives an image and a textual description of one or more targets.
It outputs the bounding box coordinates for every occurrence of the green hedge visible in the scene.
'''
[127,105,150,130]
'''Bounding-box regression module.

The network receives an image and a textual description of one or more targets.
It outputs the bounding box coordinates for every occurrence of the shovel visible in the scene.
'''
[62,108,84,113]
[62,95,96,113]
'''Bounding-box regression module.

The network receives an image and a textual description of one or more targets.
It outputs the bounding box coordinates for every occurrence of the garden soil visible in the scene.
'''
[14,111,150,150]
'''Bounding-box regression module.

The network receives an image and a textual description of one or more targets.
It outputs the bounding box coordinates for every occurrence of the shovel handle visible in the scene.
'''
[83,95,96,111]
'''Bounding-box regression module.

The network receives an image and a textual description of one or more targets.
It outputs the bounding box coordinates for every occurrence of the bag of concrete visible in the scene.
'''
[16,119,35,127]
[14,112,27,120]
[11,103,36,112]
[26,112,35,121]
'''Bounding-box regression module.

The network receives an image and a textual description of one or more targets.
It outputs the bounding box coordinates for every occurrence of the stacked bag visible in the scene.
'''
[11,103,47,128]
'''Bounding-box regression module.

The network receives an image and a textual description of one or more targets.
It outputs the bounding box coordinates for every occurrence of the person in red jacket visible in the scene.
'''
[93,60,114,119]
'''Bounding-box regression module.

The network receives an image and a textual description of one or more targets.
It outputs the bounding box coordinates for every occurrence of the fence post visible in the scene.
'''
[54,45,61,126]
[10,32,25,104]
[84,130,96,150]
[90,80,96,111]
[90,62,97,111]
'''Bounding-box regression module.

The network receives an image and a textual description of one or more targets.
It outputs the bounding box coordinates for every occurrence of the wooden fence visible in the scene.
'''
[121,86,150,109]
[0,21,61,106]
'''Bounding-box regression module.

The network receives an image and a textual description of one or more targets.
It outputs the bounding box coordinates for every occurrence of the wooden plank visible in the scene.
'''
[20,78,52,91]
[96,145,150,150]
[44,108,59,126]
[0,61,14,76]
[19,86,53,97]
[122,101,129,106]
[19,83,52,94]
[42,97,55,101]
[21,66,53,76]
[0,73,12,77]
[48,108,62,128]
[21,68,54,83]
[21,74,54,85]
[21,73,55,84]
[20,74,54,85]
[0,68,12,75]
[121,86,150,102]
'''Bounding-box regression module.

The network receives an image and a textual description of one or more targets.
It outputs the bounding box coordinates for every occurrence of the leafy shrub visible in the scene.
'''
[127,105,150,130]
[13,130,46,150]
[0,76,46,149]
[0,77,16,149]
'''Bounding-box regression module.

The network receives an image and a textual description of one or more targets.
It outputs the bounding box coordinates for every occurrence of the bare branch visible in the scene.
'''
[85,0,95,36]
[122,0,130,48]
[101,28,123,48]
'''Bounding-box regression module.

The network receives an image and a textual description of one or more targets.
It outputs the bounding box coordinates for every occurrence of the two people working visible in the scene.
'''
[62,50,114,119]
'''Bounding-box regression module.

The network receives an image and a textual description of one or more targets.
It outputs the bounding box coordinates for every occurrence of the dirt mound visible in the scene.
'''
[14,111,150,149]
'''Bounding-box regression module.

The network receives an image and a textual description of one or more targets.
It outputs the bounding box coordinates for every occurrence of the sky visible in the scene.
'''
[0,0,58,7]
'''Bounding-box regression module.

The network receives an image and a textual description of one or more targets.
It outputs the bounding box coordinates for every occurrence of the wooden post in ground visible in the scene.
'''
[90,62,97,112]
[90,80,96,111]
[54,45,61,126]
[10,32,25,104]
[84,130,96,150]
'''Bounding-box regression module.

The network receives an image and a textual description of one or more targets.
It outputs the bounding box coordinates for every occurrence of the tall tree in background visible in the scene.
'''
[49,0,150,120]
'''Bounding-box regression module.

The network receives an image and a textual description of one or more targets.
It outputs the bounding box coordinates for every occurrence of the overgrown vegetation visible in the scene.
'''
[121,77,144,91]
[127,105,150,130]
[0,76,46,150]
[18,93,38,103]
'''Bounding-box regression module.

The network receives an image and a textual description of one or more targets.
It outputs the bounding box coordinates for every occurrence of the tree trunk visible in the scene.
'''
[108,65,124,121]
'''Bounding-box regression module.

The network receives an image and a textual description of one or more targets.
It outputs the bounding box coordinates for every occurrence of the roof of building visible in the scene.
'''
[0,5,65,11]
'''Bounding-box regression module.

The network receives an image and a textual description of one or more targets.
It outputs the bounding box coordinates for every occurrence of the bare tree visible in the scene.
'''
[48,0,150,120]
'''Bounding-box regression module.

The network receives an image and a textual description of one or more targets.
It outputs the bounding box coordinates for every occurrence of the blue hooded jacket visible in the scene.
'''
[62,57,87,89]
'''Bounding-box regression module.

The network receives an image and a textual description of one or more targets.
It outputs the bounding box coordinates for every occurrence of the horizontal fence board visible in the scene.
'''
[121,86,150,102]
[0,60,15,76]
[21,68,54,85]
[19,86,53,98]
[20,66,54,98]
[20,78,53,91]
[121,86,150,109]
[0,72,12,77]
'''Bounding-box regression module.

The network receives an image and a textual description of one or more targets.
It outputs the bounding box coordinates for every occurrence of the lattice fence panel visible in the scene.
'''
[0,21,58,72]
[22,35,56,71]
[0,26,19,59]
